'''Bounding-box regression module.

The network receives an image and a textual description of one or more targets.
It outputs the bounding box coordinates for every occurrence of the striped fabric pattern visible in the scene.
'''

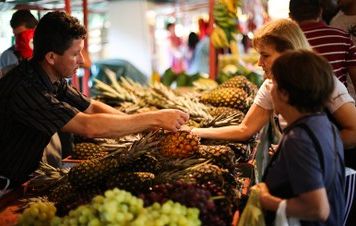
[0,60,90,187]
[344,168,356,226]
[300,22,356,87]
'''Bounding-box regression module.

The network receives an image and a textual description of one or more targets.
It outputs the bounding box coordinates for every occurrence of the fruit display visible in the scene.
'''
[19,188,201,226]
[13,72,258,225]
[139,181,235,226]
[211,0,239,48]
[17,200,56,226]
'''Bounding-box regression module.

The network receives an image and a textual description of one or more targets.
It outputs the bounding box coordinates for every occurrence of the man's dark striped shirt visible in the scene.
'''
[0,60,90,187]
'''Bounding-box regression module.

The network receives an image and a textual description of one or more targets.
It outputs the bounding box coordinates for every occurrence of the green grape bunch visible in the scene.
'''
[17,200,57,226]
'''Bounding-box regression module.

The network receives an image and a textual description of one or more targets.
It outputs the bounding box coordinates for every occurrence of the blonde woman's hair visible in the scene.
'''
[252,18,311,52]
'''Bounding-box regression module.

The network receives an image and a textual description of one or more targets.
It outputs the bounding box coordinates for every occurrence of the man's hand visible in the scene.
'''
[156,109,189,132]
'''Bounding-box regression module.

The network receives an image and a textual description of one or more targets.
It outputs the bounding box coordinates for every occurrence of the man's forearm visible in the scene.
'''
[87,99,126,115]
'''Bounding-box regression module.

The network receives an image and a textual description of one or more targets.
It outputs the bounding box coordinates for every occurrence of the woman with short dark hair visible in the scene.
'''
[256,50,345,226]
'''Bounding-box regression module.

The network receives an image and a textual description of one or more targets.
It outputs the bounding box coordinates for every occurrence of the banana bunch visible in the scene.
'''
[212,0,239,49]
[222,0,238,14]
[211,26,230,48]
[213,0,237,30]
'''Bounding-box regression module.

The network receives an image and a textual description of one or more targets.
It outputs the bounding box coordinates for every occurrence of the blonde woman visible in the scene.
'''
[192,18,356,150]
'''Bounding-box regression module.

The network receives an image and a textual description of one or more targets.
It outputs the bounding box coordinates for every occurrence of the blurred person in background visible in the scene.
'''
[186,33,210,75]
[0,9,37,77]
[320,0,339,24]
[256,49,345,226]
[166,22,186,73]
[198,18,209,40]
[185,32,199,70]
[330,0,356,45]
[289,0,356,104]
[330,0,356,116]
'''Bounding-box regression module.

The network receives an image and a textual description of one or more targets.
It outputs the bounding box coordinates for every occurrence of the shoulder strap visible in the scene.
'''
[297,123,340,191]
[296,124,325,173]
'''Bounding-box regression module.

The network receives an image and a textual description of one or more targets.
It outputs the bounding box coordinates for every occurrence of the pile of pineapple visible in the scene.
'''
[21,74,258,225]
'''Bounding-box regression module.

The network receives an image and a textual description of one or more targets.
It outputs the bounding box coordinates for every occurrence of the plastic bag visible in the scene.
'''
[275,200,301,226]
[238,187,266,226]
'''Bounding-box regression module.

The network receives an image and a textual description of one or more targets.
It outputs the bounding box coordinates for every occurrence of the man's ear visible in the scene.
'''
[44,52,56,65]
[279,89,289,103]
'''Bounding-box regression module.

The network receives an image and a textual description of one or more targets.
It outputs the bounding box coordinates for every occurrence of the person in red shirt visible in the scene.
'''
[0,10,38,77]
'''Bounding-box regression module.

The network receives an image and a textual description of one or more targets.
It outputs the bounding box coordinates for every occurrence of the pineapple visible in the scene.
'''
[121,153,161,173]
[68,131,161,189]
[160,131,200,158]
[106,172,155,195]
[208,106,244,117]
[219,75,258,97]
[47,180,75,204]
[48,179,104,216]
[185,163,228,187]
[197,145,236,169]
[72,142,107,160]
[200,87,249,112]
[68,156,119,189]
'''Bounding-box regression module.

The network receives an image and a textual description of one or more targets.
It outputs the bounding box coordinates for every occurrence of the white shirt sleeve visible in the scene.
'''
[327,77,355,113]
[253,79,274,110]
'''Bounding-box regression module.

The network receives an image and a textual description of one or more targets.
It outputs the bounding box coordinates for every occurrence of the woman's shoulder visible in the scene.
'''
[327,77,355,113]
[285,114,330,139]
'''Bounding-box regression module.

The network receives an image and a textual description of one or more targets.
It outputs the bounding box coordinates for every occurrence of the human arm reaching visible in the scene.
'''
[85,99,127,115]
[191,103,272,141]
[62,109,189,138]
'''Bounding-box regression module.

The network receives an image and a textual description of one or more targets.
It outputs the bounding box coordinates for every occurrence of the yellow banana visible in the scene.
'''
[211,29,223,48]
[230,40,239,56]
[215,26,230,48]
[222,0,237,14]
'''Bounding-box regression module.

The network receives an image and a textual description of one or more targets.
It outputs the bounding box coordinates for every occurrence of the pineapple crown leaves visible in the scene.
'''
[103,130,162,164]
[185,160,215,172]
[26,162,70,193]
[154,158,210,184]
[157,155,208,172]
[148,83,212,121]
[94,68,139,104]
[119,76,147,97]
[88,134,142,152]
[117,102,148,114]
[199,111,245,128]
[94,78,137,103]
[95,74,213,122]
